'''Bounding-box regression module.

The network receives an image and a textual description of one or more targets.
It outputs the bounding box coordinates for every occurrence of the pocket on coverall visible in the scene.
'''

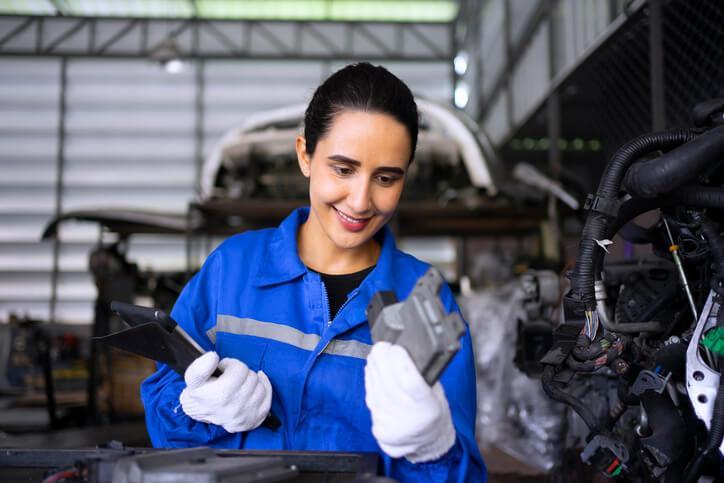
[215,332,269,372]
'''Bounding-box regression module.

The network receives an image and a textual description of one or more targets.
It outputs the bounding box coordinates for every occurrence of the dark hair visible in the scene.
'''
[303,62,419,163]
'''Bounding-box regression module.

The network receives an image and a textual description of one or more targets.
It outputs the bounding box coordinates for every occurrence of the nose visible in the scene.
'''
[347,178,373,215]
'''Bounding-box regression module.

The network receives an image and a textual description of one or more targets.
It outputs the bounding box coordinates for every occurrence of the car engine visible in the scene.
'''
[540,98,724,482]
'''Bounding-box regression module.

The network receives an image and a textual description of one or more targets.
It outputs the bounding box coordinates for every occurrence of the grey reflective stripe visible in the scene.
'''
[209,315,319,351]
[325,339,371,359]
[207,314,371,360]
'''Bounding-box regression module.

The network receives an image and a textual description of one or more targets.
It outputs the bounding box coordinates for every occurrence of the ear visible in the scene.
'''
[295,135,311,178]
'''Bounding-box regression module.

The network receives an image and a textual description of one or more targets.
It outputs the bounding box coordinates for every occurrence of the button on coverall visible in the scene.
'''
[141,207,487,482]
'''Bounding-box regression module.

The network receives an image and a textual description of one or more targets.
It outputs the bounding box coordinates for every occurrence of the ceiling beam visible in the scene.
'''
[0,14,453,61]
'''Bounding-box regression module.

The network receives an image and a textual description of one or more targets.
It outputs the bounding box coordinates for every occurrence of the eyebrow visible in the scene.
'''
[327,154,405,175]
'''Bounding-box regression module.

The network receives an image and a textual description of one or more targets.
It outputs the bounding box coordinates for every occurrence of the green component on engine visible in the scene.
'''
[701,327,724,356]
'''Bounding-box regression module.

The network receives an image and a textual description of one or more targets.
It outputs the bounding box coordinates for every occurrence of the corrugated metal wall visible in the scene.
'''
[1,59,61,322]
[475,0,618,146]
[0,53,451,324]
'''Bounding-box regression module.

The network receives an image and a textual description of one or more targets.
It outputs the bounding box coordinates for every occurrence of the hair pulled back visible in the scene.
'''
[303,62,419,163]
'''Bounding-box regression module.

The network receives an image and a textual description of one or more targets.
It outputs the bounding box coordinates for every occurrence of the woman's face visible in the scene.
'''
[296,110,411,251]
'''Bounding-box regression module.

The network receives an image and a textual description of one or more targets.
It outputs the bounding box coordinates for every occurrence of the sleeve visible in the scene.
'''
[139,249,244,449]
[382,280,487,483]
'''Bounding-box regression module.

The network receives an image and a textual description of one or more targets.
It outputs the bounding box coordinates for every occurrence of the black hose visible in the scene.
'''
[572,214,608,310]
[677,186,724,210]
[580,188,724,336]
[618,221,657,244]
[598,200,713,335]
[624,126,724,198]
[605,198,668,243]
[701,220,724,298]
[700,221,724,280]
[573,129,696,311]
[599,129,696,199]
[542,366,600,432]
[592,186,724,280]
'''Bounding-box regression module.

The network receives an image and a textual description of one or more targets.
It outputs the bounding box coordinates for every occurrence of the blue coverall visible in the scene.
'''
[141,207,487,482]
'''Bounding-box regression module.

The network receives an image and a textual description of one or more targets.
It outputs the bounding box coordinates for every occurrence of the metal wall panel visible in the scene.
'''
[482,87,508,146]
[552,0,610,76]
[476,0,625,147]
[1,50,450,325]
[347,61,452,101]
[511,20,550,126]
[509,0,543,46]
[54,58,197,323]
[0,58,59,322]
[203,60,324,146]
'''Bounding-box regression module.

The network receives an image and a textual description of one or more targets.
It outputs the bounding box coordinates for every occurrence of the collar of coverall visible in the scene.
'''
[252,206,397,295]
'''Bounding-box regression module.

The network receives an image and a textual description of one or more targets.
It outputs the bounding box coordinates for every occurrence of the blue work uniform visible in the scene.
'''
[141,207,486,482]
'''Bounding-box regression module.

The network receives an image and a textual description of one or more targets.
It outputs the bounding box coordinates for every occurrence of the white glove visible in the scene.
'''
[179,351,272,433]
[364,341,456,463]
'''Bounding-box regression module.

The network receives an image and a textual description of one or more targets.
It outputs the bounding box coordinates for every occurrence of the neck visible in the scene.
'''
[298,209,380,275]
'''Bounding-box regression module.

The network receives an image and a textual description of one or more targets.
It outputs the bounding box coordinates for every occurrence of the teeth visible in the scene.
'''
[337,209,366,224]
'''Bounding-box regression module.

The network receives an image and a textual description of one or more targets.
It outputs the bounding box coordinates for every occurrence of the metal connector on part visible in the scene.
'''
[366,268,466,385]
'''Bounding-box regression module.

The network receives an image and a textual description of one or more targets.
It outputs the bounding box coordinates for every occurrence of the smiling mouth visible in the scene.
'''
[334,207,372,232]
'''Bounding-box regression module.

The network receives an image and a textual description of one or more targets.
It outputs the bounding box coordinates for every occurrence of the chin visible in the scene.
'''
[329,230,372,250]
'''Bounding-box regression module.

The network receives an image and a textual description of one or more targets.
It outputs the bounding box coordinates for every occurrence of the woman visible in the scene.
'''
[141,62,486,482]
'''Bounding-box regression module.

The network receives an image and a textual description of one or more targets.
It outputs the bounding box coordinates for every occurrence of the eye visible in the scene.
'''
[332,165,354,176]
[375,174,400,187]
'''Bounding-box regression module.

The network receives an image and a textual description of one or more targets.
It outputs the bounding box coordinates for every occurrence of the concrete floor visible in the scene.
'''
[0,420,149,449]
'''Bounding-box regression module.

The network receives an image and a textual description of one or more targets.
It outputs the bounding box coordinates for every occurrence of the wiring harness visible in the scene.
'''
[541,98,724,482]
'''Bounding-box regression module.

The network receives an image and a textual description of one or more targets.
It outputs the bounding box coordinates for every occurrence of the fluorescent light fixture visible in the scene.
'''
[196,1,457,22]
[150,40,185,74]
[454,81,469,109]
[454,51,468,75]
[0,1,458,22]
[163,58,185,74]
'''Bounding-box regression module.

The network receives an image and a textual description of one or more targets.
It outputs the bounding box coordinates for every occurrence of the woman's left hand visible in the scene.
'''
[364,341,456,463]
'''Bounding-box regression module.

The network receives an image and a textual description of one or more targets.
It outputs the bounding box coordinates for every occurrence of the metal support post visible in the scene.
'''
[503,0,514,130]
[546,0,562,262]
[49,57,67,325]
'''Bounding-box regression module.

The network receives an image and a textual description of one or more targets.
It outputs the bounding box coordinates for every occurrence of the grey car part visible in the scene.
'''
[366,268,466,385]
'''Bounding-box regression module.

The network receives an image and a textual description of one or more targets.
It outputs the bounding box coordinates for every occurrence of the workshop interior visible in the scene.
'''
[1,0,724,482]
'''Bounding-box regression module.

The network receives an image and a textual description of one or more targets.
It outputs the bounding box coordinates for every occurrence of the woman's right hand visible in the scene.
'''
[179,351,272,433]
